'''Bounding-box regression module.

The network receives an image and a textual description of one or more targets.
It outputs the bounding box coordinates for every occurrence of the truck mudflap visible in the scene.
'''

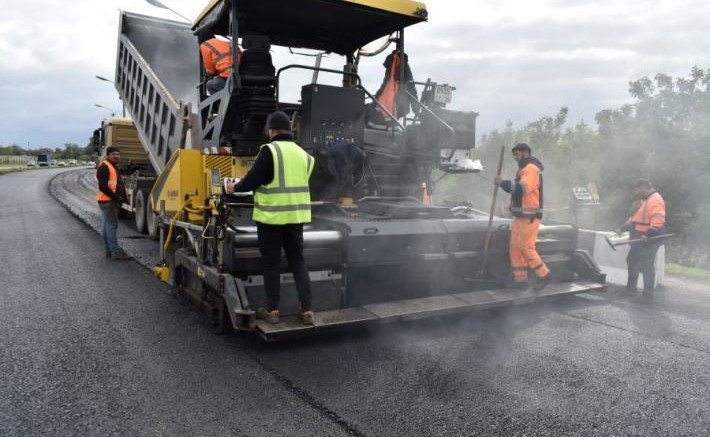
[255,280,606,341]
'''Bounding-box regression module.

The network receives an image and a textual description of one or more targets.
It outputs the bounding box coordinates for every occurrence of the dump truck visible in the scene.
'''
[110,0,606,340]
[38,154,53,167]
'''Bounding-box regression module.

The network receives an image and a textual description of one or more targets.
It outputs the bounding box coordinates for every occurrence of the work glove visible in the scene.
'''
[223,177,240,194]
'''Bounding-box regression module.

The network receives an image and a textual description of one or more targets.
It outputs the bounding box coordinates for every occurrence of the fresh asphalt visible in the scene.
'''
[1,167,708,436]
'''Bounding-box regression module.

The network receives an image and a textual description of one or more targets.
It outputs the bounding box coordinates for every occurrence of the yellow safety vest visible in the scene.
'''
[253,141,314,225]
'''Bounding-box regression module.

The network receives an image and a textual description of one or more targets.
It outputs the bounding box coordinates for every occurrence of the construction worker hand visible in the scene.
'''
[494,175,502,186]
[223,177,240,195]
[640,234,648,242]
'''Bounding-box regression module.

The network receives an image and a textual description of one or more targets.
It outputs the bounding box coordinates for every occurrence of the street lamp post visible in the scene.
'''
[145,0,191,22]
[95,75,126,117]
[94,104,115,117]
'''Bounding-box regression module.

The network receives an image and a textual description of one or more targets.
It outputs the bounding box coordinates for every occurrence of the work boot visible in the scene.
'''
[533,274,552,291]
[111,251,132,260]
[256,307,280,324]
[511,281,529,290]
[300,310,314,326]
[632,294,653,304]
[625,284,638,293]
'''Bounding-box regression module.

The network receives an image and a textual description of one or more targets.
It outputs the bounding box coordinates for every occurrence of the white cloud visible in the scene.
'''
[0,0,708,146]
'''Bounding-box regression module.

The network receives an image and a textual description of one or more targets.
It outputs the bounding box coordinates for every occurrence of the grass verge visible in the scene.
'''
[0,166,27,175]
[666,262,710,280]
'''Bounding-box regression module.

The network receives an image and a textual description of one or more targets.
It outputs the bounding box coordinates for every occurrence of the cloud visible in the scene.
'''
[0,0,708,146]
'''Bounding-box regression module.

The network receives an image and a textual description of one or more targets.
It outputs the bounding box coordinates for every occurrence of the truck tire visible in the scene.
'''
[146,201,160,240]
[134,189,148,234]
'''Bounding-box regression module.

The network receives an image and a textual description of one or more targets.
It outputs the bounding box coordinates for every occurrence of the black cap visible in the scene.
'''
[266,111,291,131]
[512,142,531,153]
[633,178,652,189]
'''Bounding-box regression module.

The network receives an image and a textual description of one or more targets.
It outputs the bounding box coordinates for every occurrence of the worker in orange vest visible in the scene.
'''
[96,146,131,260]
[200,35,235,94]
[617,178,667,300]
[495,143,551,290]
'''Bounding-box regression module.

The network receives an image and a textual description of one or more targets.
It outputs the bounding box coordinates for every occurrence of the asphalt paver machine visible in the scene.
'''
[113,0,605,340]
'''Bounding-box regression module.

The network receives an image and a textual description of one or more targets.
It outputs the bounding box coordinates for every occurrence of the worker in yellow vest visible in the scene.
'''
[96,146,131,260]
[225,111,315,325]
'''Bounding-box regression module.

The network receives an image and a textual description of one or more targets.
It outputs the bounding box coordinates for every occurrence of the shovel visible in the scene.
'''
[477,146,506,277]
[604,233,674,251]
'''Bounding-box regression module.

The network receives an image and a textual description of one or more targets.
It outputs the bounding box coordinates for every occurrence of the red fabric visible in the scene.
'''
[376,52,401,118]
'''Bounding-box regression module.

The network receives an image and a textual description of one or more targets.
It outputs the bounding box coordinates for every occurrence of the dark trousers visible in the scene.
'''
[256,222,312,311]
[627,239,661,295]
[207,76,227,95]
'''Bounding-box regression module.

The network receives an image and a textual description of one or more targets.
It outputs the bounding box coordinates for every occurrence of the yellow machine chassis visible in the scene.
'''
[148,149,253,223]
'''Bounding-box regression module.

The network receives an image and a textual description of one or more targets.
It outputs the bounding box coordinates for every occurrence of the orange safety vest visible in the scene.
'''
[200,38,234,78]
[377,52,401,119]
[630,191,665,233]
[509,162,543,219]
[96,160,118,202]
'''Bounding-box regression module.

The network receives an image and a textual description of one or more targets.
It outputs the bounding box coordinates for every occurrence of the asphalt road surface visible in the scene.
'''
[1,167,709,436]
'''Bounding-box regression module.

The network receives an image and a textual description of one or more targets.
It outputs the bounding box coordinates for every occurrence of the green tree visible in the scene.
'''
[438,66,710,266]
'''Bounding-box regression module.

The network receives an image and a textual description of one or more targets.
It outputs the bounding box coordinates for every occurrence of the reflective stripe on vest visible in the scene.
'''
[631,192,665,232]
[509,163,543,219]
[96,160,118,202]
[201,39,233,77]
[253,141,314,225]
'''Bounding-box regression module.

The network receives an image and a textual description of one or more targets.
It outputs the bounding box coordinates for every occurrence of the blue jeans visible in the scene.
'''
[99,202,121,254]
[207,76,227,94]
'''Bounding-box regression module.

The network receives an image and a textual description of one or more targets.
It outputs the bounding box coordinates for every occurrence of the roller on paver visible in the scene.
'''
[99,0,606,340]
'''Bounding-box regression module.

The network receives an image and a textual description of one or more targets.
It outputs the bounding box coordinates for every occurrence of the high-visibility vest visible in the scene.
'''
[96,160,118,202]
[200,38,233,78]
[253,141,314,225]
[630,191,665,233]
[377,52,401,119]
[509,162,543,219]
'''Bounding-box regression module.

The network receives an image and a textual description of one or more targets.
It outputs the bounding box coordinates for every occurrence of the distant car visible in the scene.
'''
[26,160,37,167]
[57,161,67,167]
[68,159,78,166]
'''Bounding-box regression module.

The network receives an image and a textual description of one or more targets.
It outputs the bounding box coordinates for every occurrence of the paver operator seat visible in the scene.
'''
[238,35,277,137]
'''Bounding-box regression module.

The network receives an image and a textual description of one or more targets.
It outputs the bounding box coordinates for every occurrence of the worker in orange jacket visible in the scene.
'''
[200,35,236,94]
[617,178,666,300]
[495,143,551,291]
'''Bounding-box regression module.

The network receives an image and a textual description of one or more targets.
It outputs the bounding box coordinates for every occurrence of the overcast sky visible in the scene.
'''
[1,0,708,148]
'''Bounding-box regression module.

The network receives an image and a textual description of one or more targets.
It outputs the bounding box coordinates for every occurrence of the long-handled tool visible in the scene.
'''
[478,146,506,276]
[604,233,674,251]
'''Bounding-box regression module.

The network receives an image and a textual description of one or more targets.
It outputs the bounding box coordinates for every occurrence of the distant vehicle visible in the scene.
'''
[57,161,67,167]
[68,159,78,166]
[26,160,37,167]
[37,154,53,167]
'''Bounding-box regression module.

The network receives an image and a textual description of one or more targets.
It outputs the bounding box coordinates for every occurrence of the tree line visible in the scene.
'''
[438,66,710,267]
[0,143,94,161]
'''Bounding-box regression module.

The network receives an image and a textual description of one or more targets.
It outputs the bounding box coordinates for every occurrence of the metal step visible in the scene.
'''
[254,280,606,340]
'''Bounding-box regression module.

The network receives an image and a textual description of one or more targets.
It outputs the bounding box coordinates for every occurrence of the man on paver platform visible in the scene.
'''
[200,34,236,95]
[225,111,315,325]
[495,143,551,291]
[96,146,131,260]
